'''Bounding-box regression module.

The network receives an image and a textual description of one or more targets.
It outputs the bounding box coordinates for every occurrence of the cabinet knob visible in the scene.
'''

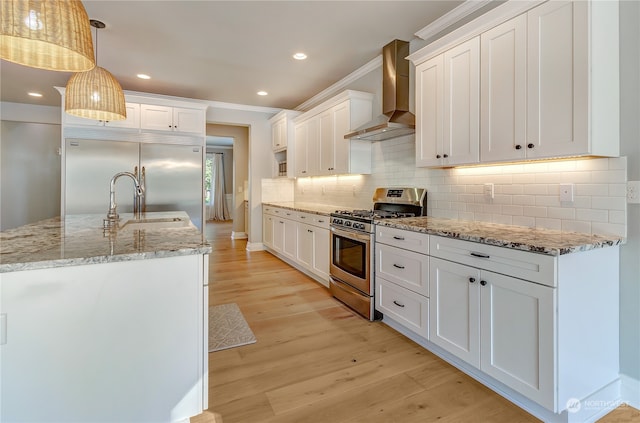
[527,143,535,149]
[469,277,476,283]
[480,280,487,286]
[443,154,448,158]
[515,144,522,150]
[436,154,441,159]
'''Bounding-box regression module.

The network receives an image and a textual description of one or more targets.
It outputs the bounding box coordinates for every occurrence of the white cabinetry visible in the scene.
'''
[63,102,141,129]
[411,0,620,166]
[262,205,330,286]
[293,90,373,177]
[427,234,619,414]
[375,226,430,338]
[140,105,204,134]
[480,15,527,162]
[270,110,301,178]
[415,37,479,167]
[294,116,319,177]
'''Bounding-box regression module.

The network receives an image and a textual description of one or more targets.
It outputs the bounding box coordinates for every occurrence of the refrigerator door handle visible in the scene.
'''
[141,166,146,213]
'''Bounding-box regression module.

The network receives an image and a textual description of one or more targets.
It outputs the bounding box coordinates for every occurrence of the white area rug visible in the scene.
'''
[209,303,256,352]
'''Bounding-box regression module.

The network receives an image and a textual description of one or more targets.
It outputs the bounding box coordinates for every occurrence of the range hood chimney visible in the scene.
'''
[345,39,415,142]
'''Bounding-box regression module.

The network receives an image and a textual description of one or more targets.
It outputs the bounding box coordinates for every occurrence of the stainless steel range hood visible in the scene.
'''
[345,39,415,142]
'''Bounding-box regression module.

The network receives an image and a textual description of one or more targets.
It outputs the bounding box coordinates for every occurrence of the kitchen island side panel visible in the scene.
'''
[0,254,205,423]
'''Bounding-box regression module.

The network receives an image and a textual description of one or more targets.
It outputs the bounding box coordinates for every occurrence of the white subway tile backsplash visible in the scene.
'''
[576,208,609,223]
[592,196,627,211]
[535,218,562,231]
[562,220,592,233]
[547,207,576,220]
[523,206,548,218]
[288,138,626,237]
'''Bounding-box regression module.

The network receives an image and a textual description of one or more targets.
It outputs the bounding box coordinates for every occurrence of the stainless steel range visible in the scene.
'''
[329,188,427,320]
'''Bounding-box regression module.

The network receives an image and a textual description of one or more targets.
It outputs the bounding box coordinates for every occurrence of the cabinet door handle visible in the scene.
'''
[308,229,313,233]
[318,220,325,223]
[480,280,487,286]
[470,252,490,259]
[443,154,448,158]
[300,216,306,219]
[393,236,405,240]
[469,277,476,283]
[393,300,405,308]
[515,144,522,150]
[436,154,441,159]
[527,143,535,149]
[393,264,405,269]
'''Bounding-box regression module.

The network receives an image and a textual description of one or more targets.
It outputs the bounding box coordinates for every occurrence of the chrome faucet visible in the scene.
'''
[106,171,144,221]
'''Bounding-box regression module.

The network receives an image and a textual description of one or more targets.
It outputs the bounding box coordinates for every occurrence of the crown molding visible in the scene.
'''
[414,0,495,41]
[295,54,382,112]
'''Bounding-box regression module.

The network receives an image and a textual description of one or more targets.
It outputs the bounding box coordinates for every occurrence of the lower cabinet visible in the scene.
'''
[262,205,330,286]
[429,256,554,409]
[376,228,619,420]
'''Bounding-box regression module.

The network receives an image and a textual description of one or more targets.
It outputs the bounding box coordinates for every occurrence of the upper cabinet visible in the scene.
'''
[63,103,141,129]
[411,0,620,167]
[293,90,374,177]
[140,105,204,134]
[416,37,480,167]
[56,87,208,140]
[269,110,301,178]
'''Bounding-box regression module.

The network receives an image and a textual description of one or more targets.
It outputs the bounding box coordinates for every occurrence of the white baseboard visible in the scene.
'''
[230,231,247,239]
[245,242,265,251]
[621,373,640,410]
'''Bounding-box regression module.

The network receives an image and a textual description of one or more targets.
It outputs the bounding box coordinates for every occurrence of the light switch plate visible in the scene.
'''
[560,183,574,202]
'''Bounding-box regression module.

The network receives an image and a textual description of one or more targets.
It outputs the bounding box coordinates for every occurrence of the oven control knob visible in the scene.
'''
[335,219,343,225]
[353,223,362,230]
[345,221,352,227]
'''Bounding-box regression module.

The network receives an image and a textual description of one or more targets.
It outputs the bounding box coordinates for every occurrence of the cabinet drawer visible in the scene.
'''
[429,236,556,287]
[376,277,429,339]
[375,243,429,296]
[263,206,276,216]
[311,214,330,230]
[375,226,429,253]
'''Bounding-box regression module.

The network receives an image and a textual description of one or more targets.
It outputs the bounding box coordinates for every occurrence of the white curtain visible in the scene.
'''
[207,153,231,221]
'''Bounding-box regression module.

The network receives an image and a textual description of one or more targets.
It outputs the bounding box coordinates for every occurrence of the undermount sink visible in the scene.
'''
[120,216,190,230]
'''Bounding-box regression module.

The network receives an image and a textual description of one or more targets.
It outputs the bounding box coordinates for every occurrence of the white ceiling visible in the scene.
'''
[0,1,469,111]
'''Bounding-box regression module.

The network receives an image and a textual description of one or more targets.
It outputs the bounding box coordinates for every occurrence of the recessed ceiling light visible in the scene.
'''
[293,52,307,60]
[257,91,268,96]
[137,74,151,80]
[28,92,43,97]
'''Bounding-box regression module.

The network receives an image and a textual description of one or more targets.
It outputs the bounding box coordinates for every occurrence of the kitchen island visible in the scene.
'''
[0,212,211,423]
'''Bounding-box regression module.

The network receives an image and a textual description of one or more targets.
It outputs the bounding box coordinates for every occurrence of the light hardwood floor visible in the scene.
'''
[192,221,639,423]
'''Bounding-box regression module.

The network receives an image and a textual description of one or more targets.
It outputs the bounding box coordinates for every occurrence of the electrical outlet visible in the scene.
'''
[628,181,640,204]
[559,183,574,202]
[483,183,494,200]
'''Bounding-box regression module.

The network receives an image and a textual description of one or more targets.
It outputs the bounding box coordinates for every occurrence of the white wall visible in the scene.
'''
[0,103,62,231]
[205,104,277,249]
[618,0,640,386]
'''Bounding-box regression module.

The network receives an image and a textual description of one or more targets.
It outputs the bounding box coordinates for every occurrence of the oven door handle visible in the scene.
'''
[330,226,371,243]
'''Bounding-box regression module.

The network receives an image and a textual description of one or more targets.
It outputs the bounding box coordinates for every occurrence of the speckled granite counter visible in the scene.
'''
[263,201,339,216]
[0,212,211,273]
[377,216,623,256]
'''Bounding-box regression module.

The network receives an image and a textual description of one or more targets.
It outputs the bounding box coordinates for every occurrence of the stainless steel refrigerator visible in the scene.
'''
[64,138,204,230]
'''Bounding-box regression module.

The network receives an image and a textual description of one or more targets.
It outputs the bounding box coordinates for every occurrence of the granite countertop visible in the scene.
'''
[262,201,339,216]
[377,217,624,256]
[0,211,212,273]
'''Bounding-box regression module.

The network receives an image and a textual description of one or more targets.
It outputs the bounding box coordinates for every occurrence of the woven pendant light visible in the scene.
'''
[0,0,95,72]
[65,19,126,121]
